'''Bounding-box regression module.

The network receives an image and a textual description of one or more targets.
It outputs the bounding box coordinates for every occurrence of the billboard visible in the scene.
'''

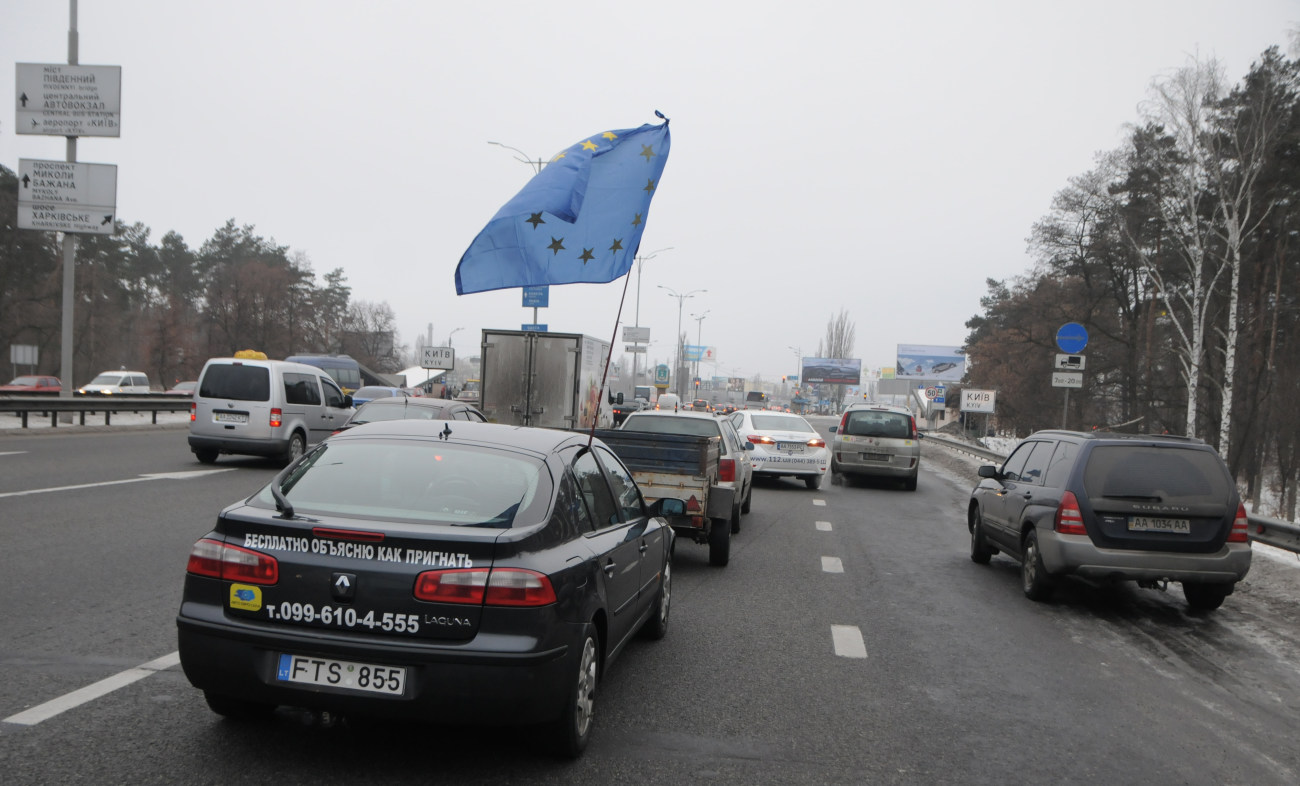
[801,357,861,385]
[896,344,965,381]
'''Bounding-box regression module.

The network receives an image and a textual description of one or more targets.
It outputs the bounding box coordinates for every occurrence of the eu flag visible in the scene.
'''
[455,118,671,295]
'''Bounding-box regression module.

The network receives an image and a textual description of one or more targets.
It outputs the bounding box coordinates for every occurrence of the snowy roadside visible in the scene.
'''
[0,409,191,434]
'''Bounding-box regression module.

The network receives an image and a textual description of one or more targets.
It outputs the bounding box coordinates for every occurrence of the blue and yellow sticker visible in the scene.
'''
[229,584,262,611]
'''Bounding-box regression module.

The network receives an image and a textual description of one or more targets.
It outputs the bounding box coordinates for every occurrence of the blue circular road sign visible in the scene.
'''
[1056,322,1088,354]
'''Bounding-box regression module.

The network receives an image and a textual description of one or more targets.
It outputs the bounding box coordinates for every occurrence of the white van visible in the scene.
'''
[188,358,353,465]
[78,370,151,395]
[654,393,681,412]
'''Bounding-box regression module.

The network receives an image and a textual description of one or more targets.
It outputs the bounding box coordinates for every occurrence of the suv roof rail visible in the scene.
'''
[1031,429,1204,444]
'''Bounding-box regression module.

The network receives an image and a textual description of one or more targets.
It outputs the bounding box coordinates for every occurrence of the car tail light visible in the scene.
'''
[807,438,826,448]
[908,416,918,440]
[270,407,282,428]
[413,568,555,606]
[190,402,197,422]
[747,435,776,445]
[1054,491,1087,535]
[719,458,736,482]
[838,412,849,433]
[1228,504,1249,543]
[186,538,279,585]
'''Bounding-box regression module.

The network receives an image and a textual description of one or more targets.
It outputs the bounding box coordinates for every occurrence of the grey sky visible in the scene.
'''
[4,1,1296,383]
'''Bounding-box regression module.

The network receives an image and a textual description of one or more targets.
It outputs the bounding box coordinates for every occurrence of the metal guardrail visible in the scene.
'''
[924,432,1300,555]
[0,395,191,428]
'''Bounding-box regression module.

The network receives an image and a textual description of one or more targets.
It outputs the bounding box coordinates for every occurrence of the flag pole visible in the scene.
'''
[589,270,634,448]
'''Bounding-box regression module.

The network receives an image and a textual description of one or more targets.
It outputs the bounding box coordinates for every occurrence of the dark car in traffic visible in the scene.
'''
[176,419,680,757]
[333,396,487,434]
[967,430,1251,610]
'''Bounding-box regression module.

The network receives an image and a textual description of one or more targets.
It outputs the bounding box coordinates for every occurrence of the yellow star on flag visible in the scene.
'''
[581,140,598,151]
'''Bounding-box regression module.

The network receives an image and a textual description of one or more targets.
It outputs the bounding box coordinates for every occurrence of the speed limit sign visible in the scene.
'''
[924,386,938,400]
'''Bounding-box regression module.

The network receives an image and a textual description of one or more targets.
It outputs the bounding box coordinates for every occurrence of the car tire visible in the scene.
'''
[1183,581,1232,611]
[203,691,274,720]
[970,510,994,565]
[903,473,918,491]
[642,558,672,640]
[194,449,219,465]
[804,474,822,490]
[282,431,306,465]
[741,484,752,515]
[708,518,731,567]
[730,503,741,534]
[547,624,599,759]
[1021,529,1054,601]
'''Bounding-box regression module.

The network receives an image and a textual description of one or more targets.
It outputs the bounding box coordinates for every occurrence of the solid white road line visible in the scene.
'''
[3,651,181,726]
[821,556,844,573]
[0,469,232,499]
[0,451,28,457]
[813,499,826,507]
[815,520,832,531]
[831,625,868,658]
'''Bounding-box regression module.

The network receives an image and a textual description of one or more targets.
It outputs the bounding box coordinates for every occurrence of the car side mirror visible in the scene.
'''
[650,497,686,517]
[978,464,1000,479]
[829,426,837,433]
[915,432,924,439]
[343,395,354,408]
[743,442,755,451]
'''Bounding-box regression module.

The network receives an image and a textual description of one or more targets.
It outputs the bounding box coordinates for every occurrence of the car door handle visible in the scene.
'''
[639,542,649,554]
[603,561,616,577]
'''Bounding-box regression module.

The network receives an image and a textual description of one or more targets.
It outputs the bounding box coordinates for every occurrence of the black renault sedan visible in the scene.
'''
[177,420,679,757]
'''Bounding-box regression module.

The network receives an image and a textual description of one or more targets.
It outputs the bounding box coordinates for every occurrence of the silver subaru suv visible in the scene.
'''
[967,430,1251,610]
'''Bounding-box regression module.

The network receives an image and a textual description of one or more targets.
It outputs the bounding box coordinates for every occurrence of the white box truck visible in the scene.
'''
[478,329,620,430]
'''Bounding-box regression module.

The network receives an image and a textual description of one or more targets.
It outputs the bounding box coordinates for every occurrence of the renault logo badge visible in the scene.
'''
[331,572,356,602]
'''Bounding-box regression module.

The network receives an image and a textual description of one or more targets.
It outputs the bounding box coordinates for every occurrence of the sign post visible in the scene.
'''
[1054,323,1089,429]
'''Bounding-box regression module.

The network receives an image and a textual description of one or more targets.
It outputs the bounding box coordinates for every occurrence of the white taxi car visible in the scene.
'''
[729,409,829,490]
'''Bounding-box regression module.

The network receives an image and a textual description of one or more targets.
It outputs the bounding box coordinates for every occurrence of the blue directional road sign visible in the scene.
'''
[1056,322,1089,354]
[521,323,547,332]
[522,286,549,308]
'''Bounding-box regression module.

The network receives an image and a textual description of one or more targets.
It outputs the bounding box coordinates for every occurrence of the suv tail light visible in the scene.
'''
[719,458,736,482]
[908,416,918,440]
[190,401,197,422]
[838,412,849,433]
[186,538,279,584]
[270,407,282,428]
[1054,491,1087,535]
[1228,503,1249,543]
[413,567,556,606]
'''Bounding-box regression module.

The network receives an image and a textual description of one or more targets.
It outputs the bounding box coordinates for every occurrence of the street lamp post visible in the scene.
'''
[788,345,803,411]
[486,141,546,173]
[691,310,710,392]
[659,285,706,399]
[631,247,673,391]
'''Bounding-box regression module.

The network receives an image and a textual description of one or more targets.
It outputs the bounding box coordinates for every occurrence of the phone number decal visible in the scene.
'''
[267,602,420,633]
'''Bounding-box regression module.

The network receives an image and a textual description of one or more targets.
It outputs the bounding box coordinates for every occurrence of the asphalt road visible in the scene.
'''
[2,420,1300,784]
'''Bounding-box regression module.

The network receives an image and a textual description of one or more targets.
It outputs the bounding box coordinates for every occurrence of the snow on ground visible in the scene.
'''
[0,409,191,432]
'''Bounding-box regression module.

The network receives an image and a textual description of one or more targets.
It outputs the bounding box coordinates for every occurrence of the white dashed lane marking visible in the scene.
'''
[831,625,868,658]
[3,652,181,726]
[815,521,832,531]
[821,556,844,573]
[813,499,826,507]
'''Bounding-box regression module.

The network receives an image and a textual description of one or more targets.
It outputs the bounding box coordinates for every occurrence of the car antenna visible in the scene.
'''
[439,423,453,441]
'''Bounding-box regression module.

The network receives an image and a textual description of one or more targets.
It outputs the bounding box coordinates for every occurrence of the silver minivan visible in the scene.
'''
[828,403,923,490]
[188,358,352,464]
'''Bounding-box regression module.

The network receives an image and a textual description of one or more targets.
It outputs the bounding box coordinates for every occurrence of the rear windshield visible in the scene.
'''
[199,364,271,401]
[751,414,814,432]
[263,439,550,528]
[1083,445,1233,504]
[842,410,911,438]
[351,401,449,424]
[621,415,721,438]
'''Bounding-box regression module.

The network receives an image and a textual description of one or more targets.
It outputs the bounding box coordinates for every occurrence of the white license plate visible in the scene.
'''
[1128,516,1191,534]
[214,412,248,424]
[276,653,406,695]
[777,442,805,452]
[861,453,890,462]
